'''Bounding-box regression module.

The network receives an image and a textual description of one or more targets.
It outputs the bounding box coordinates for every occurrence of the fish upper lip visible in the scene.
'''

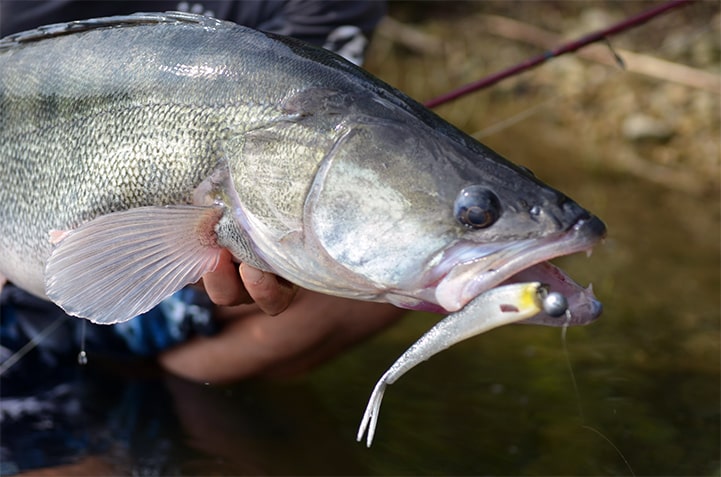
[433,215,606,312]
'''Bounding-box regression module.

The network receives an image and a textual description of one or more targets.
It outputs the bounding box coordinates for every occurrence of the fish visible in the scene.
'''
[1,7,605,371]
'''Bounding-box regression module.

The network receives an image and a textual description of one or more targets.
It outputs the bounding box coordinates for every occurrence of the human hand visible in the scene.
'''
[200,249,298,315]
[161,251,404,383]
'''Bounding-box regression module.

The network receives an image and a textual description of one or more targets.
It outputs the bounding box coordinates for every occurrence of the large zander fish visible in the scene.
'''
[0,13,604,330]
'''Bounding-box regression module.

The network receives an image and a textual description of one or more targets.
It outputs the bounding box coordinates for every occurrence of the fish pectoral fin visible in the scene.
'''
[45,205,225,324]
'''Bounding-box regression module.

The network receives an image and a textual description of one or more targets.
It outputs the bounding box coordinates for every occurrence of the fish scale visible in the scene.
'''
[1,12,604,330]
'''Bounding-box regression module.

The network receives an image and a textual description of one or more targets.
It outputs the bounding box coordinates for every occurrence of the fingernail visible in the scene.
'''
[240,263,265,285]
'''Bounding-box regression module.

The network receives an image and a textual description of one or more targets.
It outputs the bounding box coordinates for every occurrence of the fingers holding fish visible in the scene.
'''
[200,249,298,315]
[239,263,298,316]
[200,249,253,306]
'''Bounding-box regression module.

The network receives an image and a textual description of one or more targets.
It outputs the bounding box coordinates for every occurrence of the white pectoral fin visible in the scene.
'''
[45,205,224,324]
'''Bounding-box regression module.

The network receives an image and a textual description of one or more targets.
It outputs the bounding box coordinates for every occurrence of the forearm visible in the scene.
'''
[159,289,404,383]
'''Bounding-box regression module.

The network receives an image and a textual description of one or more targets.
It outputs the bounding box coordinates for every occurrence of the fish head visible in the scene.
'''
[304,109,606,326]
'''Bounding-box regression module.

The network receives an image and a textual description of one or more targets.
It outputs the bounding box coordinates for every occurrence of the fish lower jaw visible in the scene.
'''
[433,261,527,312]
[433,255,600,325]
[432,216,606,313]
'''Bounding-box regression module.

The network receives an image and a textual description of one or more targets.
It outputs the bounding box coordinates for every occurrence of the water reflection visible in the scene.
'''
[2,148,718,476]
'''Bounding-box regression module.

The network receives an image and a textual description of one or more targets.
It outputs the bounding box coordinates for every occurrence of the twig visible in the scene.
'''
[375,16,444,56]
[477,14,720,94]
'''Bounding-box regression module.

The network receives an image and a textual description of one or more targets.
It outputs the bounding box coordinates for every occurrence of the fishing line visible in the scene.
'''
[0,315,68,376]
[560,311,636,476]
[469,54,626,139]
[561,310,585,421]
[582,424,636,477]
[604,38,626,70]
[471,95,561,140]
[78,320,88,365]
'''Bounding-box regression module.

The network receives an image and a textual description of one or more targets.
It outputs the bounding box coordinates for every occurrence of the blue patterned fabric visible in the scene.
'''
[0,0,384,369]
[0,2,385,472]
[0,284,218,367]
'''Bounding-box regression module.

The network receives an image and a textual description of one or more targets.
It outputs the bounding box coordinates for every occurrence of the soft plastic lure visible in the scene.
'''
[357,282,564,447]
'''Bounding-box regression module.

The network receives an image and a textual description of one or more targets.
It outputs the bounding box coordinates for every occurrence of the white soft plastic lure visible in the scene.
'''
[357,282,551,447]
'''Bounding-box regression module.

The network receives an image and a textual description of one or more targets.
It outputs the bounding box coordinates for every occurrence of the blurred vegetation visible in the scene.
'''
[306,3,720,476]
[364,1,720,195]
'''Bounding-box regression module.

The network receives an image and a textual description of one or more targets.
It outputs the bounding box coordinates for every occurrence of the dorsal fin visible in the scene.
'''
[0,11,228,50]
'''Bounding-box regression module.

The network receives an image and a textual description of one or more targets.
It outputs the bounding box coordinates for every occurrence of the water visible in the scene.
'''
[2,3,719,474]
[2,121,717,476]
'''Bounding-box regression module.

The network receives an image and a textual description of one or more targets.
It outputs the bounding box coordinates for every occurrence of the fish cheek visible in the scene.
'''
[305,124,452,287]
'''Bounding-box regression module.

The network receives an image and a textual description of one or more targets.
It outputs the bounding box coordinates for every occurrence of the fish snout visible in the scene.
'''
[572,214,607,239]
[561,195,607,235]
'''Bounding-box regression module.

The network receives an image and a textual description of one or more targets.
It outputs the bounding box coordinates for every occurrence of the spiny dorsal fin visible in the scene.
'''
[0,11,229,50]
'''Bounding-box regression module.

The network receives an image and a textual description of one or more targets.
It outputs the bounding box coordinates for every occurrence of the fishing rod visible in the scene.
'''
[424,0,696,108]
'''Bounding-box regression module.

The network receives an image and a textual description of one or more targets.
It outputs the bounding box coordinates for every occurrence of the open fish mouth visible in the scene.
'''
[431,215,606,323]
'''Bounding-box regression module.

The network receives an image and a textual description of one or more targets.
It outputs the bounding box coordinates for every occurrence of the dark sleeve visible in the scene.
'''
[2,1,386,65]
[252,0,384,43]
[248,0,386,65]
[0,1,189,36]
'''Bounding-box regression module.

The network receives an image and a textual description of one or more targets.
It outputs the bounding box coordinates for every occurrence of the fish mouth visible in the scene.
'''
[432,215,606,321]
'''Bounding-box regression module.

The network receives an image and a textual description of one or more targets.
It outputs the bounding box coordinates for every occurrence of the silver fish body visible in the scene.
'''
[0,12,605,324]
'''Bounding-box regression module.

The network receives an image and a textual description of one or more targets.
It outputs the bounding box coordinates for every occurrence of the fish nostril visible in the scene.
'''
[561,196,589,219]
[557,192,571,207]
[585,215,607,237]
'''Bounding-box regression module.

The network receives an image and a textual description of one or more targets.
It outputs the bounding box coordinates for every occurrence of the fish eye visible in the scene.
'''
[454,186,500,229]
